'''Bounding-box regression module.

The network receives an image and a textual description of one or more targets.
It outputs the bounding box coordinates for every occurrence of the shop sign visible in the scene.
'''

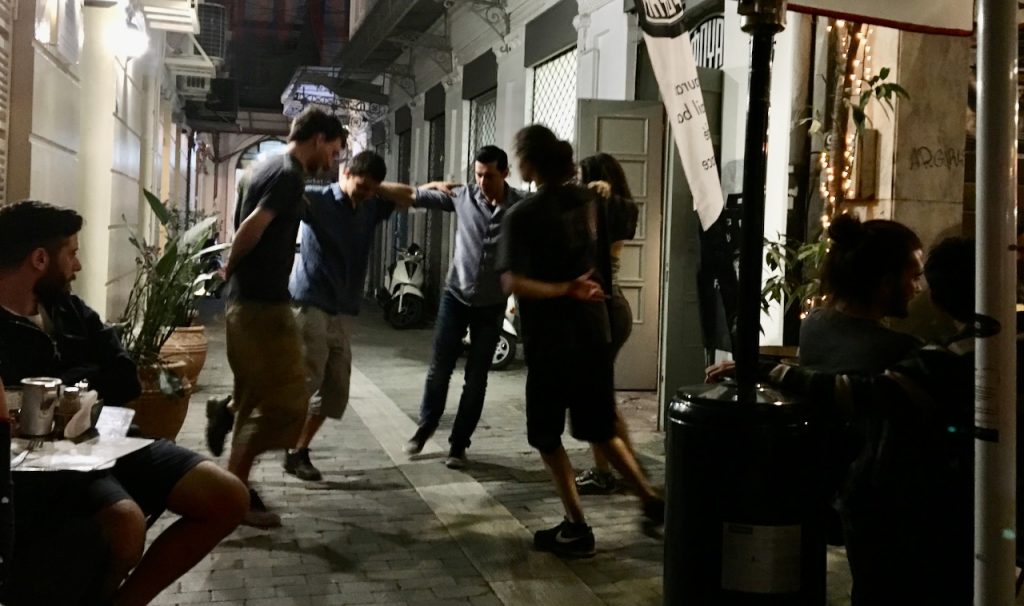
[638,0,724,230]
[690,15,724,71]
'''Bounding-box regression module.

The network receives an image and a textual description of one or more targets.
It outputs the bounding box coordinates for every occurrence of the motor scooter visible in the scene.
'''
[462,296,518,370]
[376,243,426,329]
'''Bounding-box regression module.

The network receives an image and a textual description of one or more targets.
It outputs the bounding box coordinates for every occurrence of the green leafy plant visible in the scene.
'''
[761,237,829,316]
[770,25,909,322]
[119,190,227,392]
[849,67,910,134]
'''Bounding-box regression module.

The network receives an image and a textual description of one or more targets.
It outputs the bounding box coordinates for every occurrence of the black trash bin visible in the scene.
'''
[664,382,827,606]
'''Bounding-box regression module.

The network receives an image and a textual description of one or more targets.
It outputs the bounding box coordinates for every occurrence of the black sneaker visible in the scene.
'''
[205,396,234,457]
[284,448,323,482]
[575,468,617,495]
[533,519,596,558]
[243,488,281,529]
[403,426,433,455]
[444,447,468,470]
[642,496,665,526]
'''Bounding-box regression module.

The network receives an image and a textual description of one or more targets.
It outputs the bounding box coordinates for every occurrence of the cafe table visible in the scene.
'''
[10,435,153,472]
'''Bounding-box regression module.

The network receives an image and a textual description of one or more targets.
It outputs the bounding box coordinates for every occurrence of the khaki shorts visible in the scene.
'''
[225,302,307,453]
[296,306,354,420]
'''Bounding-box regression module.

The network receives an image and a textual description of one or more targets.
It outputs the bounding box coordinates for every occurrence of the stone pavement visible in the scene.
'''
[149,309,854,606]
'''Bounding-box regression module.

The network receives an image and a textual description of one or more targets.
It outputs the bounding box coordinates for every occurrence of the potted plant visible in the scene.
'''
[158,203,224,388]
[118,190,226,440]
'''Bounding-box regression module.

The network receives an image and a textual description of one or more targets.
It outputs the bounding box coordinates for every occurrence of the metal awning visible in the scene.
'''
[186,109,291,135]
[282,0,447,109]
[280,67,390,130]
[335,0,445,73]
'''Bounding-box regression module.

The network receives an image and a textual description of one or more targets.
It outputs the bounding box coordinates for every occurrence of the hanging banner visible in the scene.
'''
[637,0,724,230]
[788,0,972,37]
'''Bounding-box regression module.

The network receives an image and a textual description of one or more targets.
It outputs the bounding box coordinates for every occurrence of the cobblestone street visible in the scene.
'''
[150,308,853,606]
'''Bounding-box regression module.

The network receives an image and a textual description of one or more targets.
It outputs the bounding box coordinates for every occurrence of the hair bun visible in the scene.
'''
[556,140,574,161]
[828,213,862,248]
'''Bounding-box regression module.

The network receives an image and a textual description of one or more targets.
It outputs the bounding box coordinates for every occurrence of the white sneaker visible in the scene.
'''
[444,451,468,470]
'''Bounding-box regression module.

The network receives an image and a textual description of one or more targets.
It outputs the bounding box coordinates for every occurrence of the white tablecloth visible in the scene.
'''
[10,436,154,472]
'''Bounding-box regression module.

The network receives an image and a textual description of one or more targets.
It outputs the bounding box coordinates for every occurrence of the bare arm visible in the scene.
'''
[378,182,460,212]
[224,207,276,280]
[421,181,460,195]
[501,270,605,302]
[377,182,416,210]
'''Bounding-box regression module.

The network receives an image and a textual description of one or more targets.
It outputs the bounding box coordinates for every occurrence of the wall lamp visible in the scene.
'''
[116,3,149,59]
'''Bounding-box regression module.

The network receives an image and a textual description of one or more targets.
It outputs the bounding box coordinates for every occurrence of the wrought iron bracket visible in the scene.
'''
[386,30,453,74]
[466,0,511,52]
[388,49,419,99]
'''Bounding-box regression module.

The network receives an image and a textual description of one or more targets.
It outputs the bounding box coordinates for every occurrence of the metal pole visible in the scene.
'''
[735,0,787,404]
[975,0,1018,601]
[185,130,194,225]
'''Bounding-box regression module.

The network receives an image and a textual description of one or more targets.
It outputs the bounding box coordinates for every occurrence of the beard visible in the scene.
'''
[34,267,70,304]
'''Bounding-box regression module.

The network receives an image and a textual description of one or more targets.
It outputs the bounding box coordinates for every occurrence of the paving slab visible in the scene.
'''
[145,310,853,605]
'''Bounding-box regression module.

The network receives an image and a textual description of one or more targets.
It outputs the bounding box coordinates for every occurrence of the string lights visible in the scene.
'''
[819,21,872,233]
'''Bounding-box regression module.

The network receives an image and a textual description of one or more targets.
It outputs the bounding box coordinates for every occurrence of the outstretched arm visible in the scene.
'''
[378,182,459,212]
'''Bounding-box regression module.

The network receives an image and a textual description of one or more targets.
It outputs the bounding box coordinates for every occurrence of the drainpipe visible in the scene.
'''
[185,130,194,224]
[140,72,158,240]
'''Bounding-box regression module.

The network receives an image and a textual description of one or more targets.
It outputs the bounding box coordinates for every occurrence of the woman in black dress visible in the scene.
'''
[574,154,641,495]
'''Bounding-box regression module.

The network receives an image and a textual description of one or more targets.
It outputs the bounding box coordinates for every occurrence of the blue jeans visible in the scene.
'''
[418,290,504,450]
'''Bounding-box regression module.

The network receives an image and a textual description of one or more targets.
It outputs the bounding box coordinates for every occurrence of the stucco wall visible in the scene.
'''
[8,3,187,321]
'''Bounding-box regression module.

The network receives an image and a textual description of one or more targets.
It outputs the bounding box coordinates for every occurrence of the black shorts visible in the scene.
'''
[525,345,617,452]
[14,439,206,522]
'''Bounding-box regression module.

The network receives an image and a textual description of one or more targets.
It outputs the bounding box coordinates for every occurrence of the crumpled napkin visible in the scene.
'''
[64,390,99,440]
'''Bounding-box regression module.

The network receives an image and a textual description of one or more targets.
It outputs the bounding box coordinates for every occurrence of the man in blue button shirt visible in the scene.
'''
[284,151,409,480]
[388,146,526,469]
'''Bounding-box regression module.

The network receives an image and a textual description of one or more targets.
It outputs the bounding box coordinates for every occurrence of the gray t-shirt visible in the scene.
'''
[228,153,307,303]
[799,307,922,374]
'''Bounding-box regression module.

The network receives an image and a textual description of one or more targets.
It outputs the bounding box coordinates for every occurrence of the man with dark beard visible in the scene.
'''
[0,201,249,606]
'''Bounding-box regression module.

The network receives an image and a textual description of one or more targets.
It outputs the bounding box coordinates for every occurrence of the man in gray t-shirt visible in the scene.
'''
[388,146,525,468]
[208,107,346,528]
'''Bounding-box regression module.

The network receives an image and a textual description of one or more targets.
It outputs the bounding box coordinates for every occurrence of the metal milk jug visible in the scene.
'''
[20,377,61,437]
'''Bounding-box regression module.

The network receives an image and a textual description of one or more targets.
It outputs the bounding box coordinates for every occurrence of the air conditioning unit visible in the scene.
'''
[165,31,216,100]
[196,3,227,63]
[177,75,211,99]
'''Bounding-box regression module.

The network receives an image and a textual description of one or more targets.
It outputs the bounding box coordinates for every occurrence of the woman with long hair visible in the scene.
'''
[497,125,662,558]
[574,153,641,495]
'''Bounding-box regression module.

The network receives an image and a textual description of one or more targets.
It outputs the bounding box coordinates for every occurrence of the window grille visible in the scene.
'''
[392,130,412,261]
[531,49,578,144]
[428,116,445,181]
[467,90,497,180]
[424,116,446,310]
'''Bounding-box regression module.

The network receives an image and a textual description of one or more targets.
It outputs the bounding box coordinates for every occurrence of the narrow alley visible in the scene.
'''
[151,310,853,606]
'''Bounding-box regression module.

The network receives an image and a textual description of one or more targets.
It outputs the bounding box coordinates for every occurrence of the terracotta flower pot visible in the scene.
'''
[127,361,192,441]
[160,325,208,387]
